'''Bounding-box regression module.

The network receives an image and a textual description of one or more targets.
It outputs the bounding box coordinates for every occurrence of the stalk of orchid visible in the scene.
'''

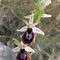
[14,0,52,60]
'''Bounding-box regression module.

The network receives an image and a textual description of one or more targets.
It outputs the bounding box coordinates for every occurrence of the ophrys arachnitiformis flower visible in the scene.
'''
[12,41,35,53]
[13,42,35,60]
[16,47,31,60]
[16,13,44,45]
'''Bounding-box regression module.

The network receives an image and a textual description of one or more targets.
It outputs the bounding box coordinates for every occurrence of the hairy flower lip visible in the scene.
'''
[16,50,31,60]
[21,32,36,45]
[19,28,38,45]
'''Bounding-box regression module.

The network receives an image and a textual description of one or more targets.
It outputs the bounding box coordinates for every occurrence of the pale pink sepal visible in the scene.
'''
[24,20,29,26]
[16,26,27,32]
[32,21,40,27]
[33,27,44,36]
[25,47,35,53]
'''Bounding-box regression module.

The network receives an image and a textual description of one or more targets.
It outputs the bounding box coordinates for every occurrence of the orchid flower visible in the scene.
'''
[24,0,52,20]
[13,43,31,60]
[16,47,31,60]
[12,41,35,53]
[16,13,44,45]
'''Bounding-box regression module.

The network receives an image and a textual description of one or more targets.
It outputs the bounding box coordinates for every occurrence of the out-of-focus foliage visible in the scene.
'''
[0,0,60,60]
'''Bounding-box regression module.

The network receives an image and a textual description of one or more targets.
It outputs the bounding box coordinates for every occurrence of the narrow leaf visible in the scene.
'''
[34,9,44,22]
[36,0,40,10]
[12,38,21,44]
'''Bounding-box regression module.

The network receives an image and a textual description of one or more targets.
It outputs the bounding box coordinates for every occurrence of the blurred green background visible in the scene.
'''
[0,0,60,60]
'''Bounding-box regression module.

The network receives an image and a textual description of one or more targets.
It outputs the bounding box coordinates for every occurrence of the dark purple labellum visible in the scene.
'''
[21,28,35,45]
[16,49,27,60]
[16,49,31,60]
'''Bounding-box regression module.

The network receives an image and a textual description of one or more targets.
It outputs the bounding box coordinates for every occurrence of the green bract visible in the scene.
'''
[34,9,44,22]
[12,38,21,44]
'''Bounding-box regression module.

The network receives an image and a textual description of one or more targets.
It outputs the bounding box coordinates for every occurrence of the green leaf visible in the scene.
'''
[36,0,40,10]
[12,38,21,44]
[34,9,44,22]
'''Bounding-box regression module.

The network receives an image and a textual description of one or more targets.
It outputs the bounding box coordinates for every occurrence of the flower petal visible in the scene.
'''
[24,13,35,19]
[39,0,51,10]
[42,13,52,18]
[16,26,27,32]
[33,27,44,35]
[29,13,34,24]
[25,47,35,53]
[32,21,40,27]
[24,13,35,24]
[23,20,29,26]
[24,15,32,19]
[12,46,35,53]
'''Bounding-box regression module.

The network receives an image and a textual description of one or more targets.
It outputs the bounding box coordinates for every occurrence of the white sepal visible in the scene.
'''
[24,15,31,19]
[39,0,51,10]
[24,13,35,19]
[42,13,52,18]
[12,46,35,53]
[33,27,44,36]
[13,41,35,53]
[16,26,27,32]
[25,47,35,53]
[29,13,34,24]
